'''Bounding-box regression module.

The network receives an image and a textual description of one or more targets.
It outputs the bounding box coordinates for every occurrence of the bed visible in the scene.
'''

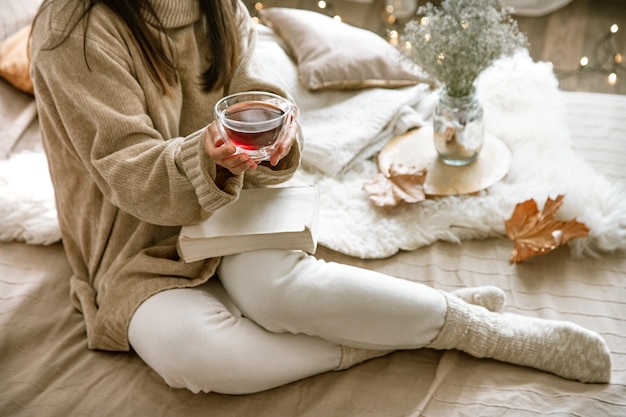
[1,4,625,417]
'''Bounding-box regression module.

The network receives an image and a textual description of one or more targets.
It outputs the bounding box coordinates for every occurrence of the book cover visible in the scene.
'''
[178,185,319,262]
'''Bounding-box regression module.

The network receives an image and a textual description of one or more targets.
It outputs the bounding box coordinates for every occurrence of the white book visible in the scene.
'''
[178,186,319,262]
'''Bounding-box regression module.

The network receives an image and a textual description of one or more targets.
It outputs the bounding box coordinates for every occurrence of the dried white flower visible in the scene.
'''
[402,0,527,97]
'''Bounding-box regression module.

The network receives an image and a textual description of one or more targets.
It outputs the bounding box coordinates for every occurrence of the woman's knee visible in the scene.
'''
[128,285,255,394]
[169,329,260,393]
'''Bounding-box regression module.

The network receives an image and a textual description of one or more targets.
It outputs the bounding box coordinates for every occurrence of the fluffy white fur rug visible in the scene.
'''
[1,28,625,260]
[0,150,60,245]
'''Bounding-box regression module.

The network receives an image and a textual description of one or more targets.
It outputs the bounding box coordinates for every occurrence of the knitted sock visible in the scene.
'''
[451,285,506,312]
[334,346,394,371]
[426,292,612,383]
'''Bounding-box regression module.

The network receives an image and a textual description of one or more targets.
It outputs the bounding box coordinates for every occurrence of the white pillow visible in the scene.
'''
[258,7,433,91]
[0,0,43,42]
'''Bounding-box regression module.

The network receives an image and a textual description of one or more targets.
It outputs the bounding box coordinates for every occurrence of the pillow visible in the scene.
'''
[258,7,433,91]
[0,0,43,42]
[0,24,34,95]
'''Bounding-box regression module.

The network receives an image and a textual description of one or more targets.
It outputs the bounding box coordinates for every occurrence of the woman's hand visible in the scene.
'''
[268,112,299,166]
[204,121,257,175]
[203,110,299,173]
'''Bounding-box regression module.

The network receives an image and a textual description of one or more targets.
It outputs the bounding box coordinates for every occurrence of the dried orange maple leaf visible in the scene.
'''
[363,163,427,207]
[504,195,590,263]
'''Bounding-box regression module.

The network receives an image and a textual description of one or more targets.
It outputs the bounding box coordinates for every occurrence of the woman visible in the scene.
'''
[30,0,611,394]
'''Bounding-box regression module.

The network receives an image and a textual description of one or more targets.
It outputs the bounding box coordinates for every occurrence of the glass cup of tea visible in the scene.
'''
[214,91,298,162]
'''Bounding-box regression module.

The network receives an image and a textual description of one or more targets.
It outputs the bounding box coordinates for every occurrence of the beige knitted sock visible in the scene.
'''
[334,346,394,371]
[427,292,612,383]
[451,285,506,312]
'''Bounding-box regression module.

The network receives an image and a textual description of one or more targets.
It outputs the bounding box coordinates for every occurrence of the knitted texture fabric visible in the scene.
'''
[451,285,506,312]
[335,346,393,371]
[427,292,612,383]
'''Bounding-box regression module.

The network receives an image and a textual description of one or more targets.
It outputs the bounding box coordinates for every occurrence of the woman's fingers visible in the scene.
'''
[269,118,298,166]
[204,122,234,158]
[203,122,257,174]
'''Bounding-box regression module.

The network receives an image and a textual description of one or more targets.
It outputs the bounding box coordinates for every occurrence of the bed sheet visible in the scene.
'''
[2,230,625,417]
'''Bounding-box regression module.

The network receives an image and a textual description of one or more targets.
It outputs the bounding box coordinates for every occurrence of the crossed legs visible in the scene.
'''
[128,249,611,394]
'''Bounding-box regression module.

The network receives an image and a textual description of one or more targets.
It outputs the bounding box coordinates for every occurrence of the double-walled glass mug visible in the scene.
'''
[214,91,298,162]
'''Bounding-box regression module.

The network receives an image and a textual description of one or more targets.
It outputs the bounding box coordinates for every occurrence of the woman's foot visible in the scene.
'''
[427,292,612,383]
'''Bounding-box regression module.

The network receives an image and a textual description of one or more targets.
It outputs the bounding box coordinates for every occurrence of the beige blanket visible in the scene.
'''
[2,227,625,416]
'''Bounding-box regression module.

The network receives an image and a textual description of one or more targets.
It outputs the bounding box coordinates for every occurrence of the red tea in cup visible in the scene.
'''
[215,91,297,161]
[222,101,285,151]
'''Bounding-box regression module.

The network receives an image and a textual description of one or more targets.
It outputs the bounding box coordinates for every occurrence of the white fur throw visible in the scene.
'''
[0,150,60,245]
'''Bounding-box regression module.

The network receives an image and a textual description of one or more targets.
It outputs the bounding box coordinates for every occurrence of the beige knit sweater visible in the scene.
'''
[30,0,301,351]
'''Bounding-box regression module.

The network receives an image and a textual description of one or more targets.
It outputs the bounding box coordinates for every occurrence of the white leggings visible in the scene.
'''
[128,250,447,394]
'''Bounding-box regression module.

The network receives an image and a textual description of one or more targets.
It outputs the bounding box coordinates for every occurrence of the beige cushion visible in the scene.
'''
[0,24,33,95]
[258,7,432,91]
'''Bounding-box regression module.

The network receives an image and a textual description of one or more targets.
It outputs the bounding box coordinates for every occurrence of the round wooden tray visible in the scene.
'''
[377,127,512,196]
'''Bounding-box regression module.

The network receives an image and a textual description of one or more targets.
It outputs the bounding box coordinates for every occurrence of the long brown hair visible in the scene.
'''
[37,0,240,93]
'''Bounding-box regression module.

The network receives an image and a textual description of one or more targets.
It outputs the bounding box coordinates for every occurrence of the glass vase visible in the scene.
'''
[433,87,485,166]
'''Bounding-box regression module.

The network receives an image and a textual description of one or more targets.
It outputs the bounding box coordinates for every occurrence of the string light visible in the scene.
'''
[315,0,340,18]
[559,23,624,87]
[388,29,400,46]
[384,0,417,38]
[243,1,340,21]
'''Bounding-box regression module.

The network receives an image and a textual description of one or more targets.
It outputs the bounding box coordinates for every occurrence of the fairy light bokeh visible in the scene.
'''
[245,0,340,21]
[563,23,624,86]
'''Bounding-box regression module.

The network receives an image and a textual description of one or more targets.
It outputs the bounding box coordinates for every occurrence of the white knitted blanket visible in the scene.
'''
[1,29,625,260]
